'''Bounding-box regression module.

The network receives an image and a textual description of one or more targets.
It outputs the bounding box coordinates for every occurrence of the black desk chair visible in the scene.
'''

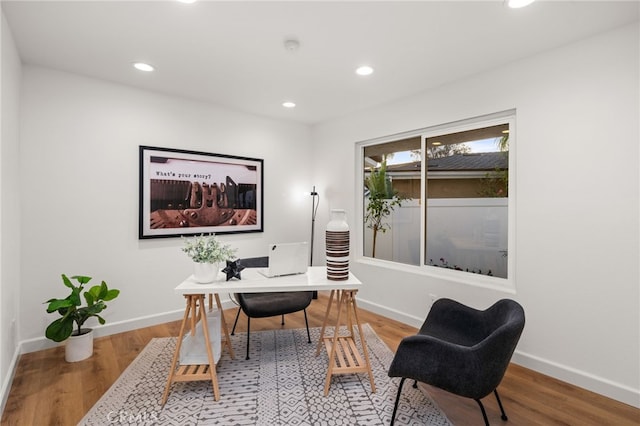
[388,298,525,426]
[230,257,313,359]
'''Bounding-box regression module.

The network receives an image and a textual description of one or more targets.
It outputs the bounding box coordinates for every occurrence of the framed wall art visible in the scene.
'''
[139,146,263,239]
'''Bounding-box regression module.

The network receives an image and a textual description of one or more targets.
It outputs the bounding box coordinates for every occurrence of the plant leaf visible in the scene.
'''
[61,274,74,289]
[69,287,82,307]
[46,299,72,313]
[84,291,95,306]
[45,318,73,342]
[97,281,108,299]
[103,289,120,301]
[71,275,92,285]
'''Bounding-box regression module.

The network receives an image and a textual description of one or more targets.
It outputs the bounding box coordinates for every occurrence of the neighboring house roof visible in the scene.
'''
[429,152,508,171]
[387,152,508,173]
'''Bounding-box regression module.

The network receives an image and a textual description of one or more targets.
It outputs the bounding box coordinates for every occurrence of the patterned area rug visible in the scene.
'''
[79,324,451,425]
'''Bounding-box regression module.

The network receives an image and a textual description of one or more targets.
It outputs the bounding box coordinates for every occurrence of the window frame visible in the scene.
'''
[355,110,516,291]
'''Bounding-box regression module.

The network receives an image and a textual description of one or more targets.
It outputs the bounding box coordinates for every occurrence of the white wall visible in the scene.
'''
[311,23,639,407]
[18,67,314,350]
[0,12,22,413]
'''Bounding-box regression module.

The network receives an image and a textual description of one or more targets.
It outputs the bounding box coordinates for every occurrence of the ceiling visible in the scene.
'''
[2,1,638,125]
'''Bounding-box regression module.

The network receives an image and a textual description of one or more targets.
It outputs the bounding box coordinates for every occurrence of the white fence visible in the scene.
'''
[364,198,508,278]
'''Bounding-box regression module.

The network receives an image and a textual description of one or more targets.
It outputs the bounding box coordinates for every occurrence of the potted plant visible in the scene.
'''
[365,157,404,258]
[182,234,237,283]
[44,274,120,362]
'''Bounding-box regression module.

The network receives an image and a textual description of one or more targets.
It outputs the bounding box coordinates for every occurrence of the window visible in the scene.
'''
[359,112,514,283]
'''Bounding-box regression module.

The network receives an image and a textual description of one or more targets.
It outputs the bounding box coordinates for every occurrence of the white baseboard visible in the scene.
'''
[511,351,640,409]
[20,309,183,354]
[0,345,20,419]
[19,300,238,355]
[356,297,425,329]
[357,296,640,409]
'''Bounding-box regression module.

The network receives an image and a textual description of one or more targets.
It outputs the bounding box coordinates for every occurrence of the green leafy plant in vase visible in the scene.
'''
[182,234,237,283]
[44,274,120,361]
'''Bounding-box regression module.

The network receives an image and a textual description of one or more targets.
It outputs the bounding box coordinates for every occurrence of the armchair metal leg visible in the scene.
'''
[390,377,406,426]
[303,309,311,343]
[494,389,508,421]
[281,314,285,325]
[231,308,241,335]
[245,316,251,360]
[474,398,490,426]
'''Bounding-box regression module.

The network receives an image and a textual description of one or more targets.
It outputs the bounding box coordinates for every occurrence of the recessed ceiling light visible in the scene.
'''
[133,62,155,72]
[355,65,374,76]
[506,0,535,9]
[431,142,442,146]
[177,0,197,3]
[282,101,296,108]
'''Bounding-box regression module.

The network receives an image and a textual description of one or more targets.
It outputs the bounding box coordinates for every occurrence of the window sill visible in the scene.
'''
[354,256,516,294]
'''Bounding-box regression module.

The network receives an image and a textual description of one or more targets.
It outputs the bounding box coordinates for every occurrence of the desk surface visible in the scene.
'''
[175,266,362,295]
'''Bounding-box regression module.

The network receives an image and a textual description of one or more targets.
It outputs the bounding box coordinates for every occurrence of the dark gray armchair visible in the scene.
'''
[230,257,313,359]
[388,298,525,426]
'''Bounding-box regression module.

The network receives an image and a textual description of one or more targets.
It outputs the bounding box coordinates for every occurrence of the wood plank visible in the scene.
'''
[334,339,348,368]
[340,338,356,367]
[323,337,369,375]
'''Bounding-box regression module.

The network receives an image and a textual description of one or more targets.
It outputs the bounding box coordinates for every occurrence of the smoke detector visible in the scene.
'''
[284,38,300,52]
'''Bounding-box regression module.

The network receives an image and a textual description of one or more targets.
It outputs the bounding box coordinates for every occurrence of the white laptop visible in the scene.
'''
[258,242,309,278]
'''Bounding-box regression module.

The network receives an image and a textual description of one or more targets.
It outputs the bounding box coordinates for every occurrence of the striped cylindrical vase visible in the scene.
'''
[326,209,350,281]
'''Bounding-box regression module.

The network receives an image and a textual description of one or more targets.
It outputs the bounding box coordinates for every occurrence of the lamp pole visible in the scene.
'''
[310,186,319,266]
[310,186,319,299]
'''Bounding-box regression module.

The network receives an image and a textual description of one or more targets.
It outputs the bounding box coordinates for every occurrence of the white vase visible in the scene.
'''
[65,328,93,362]
[193,262,219,283]
[326,209,350,281]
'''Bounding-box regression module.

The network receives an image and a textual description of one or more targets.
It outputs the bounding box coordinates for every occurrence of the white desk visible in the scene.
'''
[162,267,375,404]
[174,266,362,294]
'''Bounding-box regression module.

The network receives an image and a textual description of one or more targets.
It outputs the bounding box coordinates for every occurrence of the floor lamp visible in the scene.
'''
[310,186,319,298]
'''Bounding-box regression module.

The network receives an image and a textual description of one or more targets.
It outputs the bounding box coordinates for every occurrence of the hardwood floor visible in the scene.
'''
[2,294,638,425]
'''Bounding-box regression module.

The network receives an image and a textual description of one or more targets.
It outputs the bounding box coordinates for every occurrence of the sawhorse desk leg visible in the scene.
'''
[316,289,376,396]
[162,293,234,406]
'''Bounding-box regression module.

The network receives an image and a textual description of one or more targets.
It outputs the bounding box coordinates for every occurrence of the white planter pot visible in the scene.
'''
[65,328,93,362]
[193,262,220,283]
